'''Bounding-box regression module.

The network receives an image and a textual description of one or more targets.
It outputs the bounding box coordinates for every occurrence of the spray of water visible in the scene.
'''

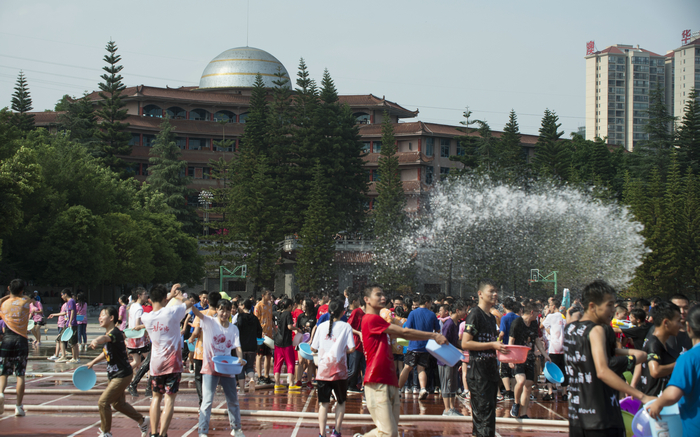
[403,176,648,293]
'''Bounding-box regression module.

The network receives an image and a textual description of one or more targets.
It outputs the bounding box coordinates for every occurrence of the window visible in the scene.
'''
[189,109,210,121]
[143,105,162,118]
[176,137,187,150]
[354,112,370,124]
[373,141,381,154]
[189,138,209,151]
[456,144,465,156]
[425,137,434,157]
[239,112,249,123]
[213,110,236,123]
[371,169,380,182]
[202,167,211,180]
[362,142,371,154]
[129,133,141,146]
[425,166,434,185]
[214,138,234,152]
[440,139,450,157]
[166,107,186,119]
[143,134,156,147]
[440,167,450,179]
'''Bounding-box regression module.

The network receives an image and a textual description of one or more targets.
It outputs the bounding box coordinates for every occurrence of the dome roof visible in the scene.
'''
[198,47,290,89]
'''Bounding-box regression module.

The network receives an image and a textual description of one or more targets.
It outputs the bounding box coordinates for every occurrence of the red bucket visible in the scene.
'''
[497,345,530,363]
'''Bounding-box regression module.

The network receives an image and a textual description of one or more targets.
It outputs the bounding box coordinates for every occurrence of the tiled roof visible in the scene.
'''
[680,37,700,48]
[31,111,63,124]
[337,94,418,117]
[640,48,663,57]
[125,115,246,135]
[360,121,539,145]
[334,251,373,264]
[599,47,624,55]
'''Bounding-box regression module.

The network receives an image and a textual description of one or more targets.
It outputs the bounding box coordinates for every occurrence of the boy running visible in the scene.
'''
[461,279,509,437]
[565,280,653,437]
[353,284,447,437]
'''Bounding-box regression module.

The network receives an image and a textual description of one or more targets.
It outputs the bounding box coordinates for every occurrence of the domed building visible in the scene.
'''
[198,47,290,90]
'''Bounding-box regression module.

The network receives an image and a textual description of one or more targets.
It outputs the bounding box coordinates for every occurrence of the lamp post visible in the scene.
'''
[198,190,213,236]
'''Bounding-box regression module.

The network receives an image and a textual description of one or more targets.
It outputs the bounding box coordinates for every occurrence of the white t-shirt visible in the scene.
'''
[542,312,566,354]
[200,314,241,377]
[142,303,187,376]
[126,302,148,349]
[311,320,354,381]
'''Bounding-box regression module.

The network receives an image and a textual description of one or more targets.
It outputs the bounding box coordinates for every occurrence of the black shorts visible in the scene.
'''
[151,372,181,395]
[0,330,29,377]
[393,353,404,362]
[242,351,256,375]
[404,350,430,369]
[257,344,272,357]
[317,379,348,404]
[550,353,568,386]
[514,358,536,381]
[499,362,512,379]
[127,345,151,356]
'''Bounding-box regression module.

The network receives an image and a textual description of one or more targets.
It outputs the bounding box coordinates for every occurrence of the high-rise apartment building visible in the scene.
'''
[671,33,700,121]
[585,44,666,151]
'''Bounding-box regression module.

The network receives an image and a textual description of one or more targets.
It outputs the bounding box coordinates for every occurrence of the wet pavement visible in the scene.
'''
[2,320,570,436]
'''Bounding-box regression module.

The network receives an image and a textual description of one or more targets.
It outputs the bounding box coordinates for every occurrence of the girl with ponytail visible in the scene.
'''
[311,297,355,437]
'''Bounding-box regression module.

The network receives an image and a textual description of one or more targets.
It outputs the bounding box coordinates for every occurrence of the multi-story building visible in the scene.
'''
[585,44,666,151]
[671,32,700,122]
[35,46,539,213]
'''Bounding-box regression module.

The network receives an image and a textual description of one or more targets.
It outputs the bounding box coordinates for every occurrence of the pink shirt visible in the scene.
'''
[118,305,127,331]
[30,301,43,323]
[76,302,88,325]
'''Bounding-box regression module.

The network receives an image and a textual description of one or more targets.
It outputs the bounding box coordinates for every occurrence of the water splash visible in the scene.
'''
[405,176,647,293]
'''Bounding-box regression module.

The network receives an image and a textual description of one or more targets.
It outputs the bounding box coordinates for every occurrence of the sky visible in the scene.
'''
[0,0,698,136]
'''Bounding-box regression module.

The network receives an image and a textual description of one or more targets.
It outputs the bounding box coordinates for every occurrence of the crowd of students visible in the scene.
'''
[1,277,699,437]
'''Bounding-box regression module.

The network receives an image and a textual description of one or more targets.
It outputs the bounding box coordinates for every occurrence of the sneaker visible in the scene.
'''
[67,358,80,364]
[543,393,552,401]
[412,387,420,394]
[47,355,58,361]
[128,385,139,397]
[98,433,113,437]
[561,394,568,401]
[231,429,245,437]
[264,377,273,384]
[450,408,464,416]
[199,434,208,437]
[519,415,530,419]
[400,386,407,393]
[55,357,69,363]
[274,384,287,391]
[442,410,452,416]
[433,387,440,394]
[418,388,428,400]
[510,403,520,418]
[348,386,362,393]
[305,382,314,390]
[361,395,366,404]
[0,393,4,415]
[15,405,25,416]
[504,390,514,400]
[139,417,150,437]
[497,393,504,402]
[330,430,341,437]
[529,394,536,401]
[289,385,302,391]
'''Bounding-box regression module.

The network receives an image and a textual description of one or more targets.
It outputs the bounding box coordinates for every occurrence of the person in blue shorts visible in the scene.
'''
[647,303,700,437]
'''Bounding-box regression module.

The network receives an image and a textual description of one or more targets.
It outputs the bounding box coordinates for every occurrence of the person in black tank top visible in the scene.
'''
[565,280,654,437]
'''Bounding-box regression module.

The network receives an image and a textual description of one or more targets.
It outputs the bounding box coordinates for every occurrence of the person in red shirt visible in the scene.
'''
[316,292,330,320]
[353,285,447,437]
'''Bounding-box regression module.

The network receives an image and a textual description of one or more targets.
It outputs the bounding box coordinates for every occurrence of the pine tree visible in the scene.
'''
[372,112,414,289]
[533,109,570,180]
[295,162,336,292]
[679,168,700,297]
[629,87,675,178]
[677,88,700,174]
[451,108,480,172]
[95,40,131,174]
[58,93,98,146]
[10,71,34,133]
[500,109,525,172]
[146,118,197,233]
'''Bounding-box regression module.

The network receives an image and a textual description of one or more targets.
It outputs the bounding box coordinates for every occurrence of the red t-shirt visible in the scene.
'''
[361,313,398,387]
[316,304,329,320]
[292,308,303,326]
[347,307,364,353]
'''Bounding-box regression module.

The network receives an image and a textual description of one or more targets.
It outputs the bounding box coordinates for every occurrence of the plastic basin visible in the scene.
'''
[293,332,303,347]
[298,343,314,361]
[72,366,96,391]
[426,339,463,367]
[621,410,634,437]
[497,345,530,363]
[187,338,197,352]
[61,327,74,342]
[263,335,274,349]
[544,361,564,384]
[647,401,682,437]
[77,315,86,322]
[123,328,145,339]
[212,356,242,375]
[620,396,642,415]
[461,350,470,363]
[27,320,35,330]
[302,333,310,343]
[623,371,633,384]
[397,338,409,347]
[633,404,652,437]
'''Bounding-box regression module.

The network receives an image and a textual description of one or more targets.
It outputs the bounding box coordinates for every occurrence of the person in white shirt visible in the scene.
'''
[141,283,190,437]
[542,298,568,401]
[311,300,355,437]
[190,299,246,437]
